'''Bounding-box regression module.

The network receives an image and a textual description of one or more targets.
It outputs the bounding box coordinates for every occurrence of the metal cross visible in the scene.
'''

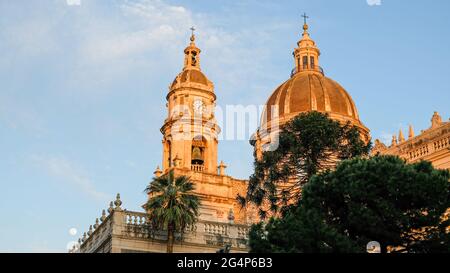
[301,13,309,25]
[190,26,196,36]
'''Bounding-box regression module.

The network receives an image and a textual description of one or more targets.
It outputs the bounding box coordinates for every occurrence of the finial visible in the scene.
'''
[154,166,163,177]
[94,218,100,229]
[398,129,405,143]
[431,111,442,128]
[218,161,227,176]
[87,225,93,236]
[301,12,309,31]
[190,26,196,42]
[82,232,87,242]
[302,13,309,25]
[108,201,114,214]
[408,125,415,139]
[100,209,106,222]
[114,193,122,210]
[391,135,398,146]
[173,154,181,167]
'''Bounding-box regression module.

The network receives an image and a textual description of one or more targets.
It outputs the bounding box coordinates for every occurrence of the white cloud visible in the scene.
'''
[367,0,382,6]
[67,0,81,6]
[31,154,109,201]
[79,24,178,64]
[78,0,194,64]
[1,0,281,93]
[75,0,277,85]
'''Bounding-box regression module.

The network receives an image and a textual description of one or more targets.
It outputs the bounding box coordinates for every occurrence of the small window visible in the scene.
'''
[167,141,172,167]
[310,57,315,69]
[191,52,197,66]
[302,56,308,68]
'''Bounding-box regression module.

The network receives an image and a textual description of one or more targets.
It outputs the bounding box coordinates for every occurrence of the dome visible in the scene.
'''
[254,20,370,158]
[171,69,209,89]
[261,71,361,126]
[169,33,213,92]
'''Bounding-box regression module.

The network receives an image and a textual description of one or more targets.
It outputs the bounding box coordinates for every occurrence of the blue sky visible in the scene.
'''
[0,0,449,252]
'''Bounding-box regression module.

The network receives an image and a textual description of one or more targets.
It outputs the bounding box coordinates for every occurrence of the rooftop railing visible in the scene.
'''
[75,197,250,253]
[291,65,324,77]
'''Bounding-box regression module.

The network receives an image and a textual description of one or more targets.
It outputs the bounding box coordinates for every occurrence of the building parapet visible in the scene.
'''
[373,112,450,168]
[71,194,250,253]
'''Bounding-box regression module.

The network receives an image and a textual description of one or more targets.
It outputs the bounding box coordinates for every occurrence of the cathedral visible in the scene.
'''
[74,20,448,253]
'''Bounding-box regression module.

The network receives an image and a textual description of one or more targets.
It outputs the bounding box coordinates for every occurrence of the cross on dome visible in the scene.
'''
[301,12,309,25]
[190,26,196,42]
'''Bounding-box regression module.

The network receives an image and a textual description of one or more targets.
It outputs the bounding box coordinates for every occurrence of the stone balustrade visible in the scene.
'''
[434,136,450,152]
[403,131,450,162]
[204,222,228,235]
[191,164,205,172]
[74,194,250,253]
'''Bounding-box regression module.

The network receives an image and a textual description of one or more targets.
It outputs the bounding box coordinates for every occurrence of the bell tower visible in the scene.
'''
[160,29,220,174]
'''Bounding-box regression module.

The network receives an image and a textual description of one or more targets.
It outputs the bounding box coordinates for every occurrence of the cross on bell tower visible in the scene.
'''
[184,27,201,70]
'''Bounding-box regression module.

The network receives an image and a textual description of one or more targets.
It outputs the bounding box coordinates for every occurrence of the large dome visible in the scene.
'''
[261,71,362,127]
[254,22,370,158]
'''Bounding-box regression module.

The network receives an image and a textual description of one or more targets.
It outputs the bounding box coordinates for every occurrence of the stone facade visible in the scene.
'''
[372,112,450,170]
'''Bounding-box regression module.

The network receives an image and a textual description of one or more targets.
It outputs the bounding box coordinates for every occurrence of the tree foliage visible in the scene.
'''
[249,156,450,253]
[239,111,370,217]
[144,170,200,253]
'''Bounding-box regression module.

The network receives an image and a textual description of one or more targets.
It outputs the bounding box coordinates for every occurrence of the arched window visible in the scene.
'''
[310,56,315,69]
[302,56,308,68]
[167,140,172,167]
[191,52,198,67]
[191,136,206,166]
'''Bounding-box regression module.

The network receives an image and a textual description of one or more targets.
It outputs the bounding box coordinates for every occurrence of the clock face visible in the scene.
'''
[193,100,205,114]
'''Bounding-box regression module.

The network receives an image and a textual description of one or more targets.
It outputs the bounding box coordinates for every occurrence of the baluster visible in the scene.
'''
[100,209,107,222]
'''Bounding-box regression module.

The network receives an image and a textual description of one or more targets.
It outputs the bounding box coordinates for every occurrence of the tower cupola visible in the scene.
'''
[292,13,322,76]
[183,27,201,70]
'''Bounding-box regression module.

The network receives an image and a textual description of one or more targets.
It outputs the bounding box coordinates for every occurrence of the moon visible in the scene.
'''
[69,228,78,236]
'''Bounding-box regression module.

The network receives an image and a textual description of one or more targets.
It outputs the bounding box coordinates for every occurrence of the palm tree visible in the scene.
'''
[144,170,200,253]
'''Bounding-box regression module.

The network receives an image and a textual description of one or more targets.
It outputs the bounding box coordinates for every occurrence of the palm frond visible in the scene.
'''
[145,170,200,233]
